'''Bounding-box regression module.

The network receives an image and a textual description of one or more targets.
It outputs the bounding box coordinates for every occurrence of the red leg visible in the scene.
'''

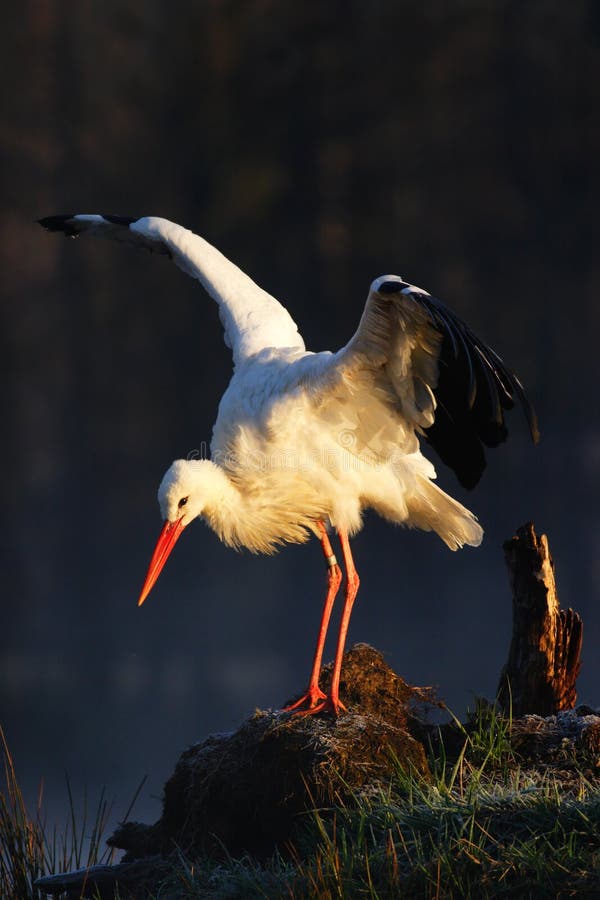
[283,521,342,713]
[328,530,360,715]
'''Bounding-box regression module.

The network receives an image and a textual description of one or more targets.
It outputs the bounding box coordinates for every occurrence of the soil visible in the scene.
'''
[35,644,600,898]
[110,643,437,860]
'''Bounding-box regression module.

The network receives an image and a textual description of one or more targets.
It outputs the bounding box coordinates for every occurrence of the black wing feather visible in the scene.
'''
[38,214,172,258]
[395,285,539,489]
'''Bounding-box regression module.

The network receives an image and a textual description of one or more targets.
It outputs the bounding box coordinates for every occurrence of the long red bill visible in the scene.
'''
[138,518,185,607]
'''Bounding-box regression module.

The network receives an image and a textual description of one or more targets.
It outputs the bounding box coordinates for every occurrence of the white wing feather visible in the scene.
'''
[316,274,443,436]
[40,214,305,365]
[131,218,304,364]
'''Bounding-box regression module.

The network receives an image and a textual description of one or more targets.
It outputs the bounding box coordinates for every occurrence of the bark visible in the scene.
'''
[497,522,582,717]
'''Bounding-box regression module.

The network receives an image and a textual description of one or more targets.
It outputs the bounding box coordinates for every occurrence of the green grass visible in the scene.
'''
[153,773,600,898]
[0,725,139,900]
[154,705,600,899]
[4,706,600,899]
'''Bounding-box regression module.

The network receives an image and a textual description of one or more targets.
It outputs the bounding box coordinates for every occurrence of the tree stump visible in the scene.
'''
[497,522,582,717]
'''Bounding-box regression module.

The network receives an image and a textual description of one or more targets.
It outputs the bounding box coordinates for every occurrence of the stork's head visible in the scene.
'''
[157,459,206,526]
[138,459,212,607]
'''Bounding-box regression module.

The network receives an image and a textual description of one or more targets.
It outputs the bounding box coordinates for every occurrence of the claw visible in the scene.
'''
[283,689,346,716]
[282,685,327,713]
[305,695,347,716]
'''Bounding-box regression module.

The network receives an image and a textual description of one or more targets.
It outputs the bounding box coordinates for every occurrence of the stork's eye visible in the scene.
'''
[178,496,188,509]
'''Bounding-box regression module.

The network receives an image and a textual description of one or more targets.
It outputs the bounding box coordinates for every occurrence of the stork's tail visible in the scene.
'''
[407,479,483,550]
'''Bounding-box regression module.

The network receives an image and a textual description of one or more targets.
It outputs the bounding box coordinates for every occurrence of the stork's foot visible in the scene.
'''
[283,688,347,717]
[304,694,347,716]
[282,685,327,713]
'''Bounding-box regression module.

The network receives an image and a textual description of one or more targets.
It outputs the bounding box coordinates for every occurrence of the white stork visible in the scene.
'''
[39,214,538,715]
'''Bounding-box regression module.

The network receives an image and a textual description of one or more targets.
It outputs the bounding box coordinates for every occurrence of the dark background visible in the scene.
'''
[2,2,599,838]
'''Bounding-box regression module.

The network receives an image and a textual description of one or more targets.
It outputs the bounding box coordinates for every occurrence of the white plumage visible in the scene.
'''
[39,214,538,714]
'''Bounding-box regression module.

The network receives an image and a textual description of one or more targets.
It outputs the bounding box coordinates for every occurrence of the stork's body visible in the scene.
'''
[39,214,538,714]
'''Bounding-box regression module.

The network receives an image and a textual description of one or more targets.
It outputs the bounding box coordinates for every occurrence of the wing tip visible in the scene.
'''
[38,214,138,237]
[529,412,541,445]
[37,214,78,236]
[522,393,541,446]
[511,374,540,445]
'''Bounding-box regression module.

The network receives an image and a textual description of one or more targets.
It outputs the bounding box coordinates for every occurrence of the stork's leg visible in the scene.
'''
[283,521,342,713]
[327,529,360,715]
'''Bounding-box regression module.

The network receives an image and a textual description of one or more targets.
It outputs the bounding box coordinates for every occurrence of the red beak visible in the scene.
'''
[138,518,185,607]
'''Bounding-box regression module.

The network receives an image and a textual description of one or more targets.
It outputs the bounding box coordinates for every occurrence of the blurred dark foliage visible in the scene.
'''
[1,1,599,829]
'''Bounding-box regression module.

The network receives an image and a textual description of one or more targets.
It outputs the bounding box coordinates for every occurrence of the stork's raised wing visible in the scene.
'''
[334,274,539,489]
[38,215,305,365]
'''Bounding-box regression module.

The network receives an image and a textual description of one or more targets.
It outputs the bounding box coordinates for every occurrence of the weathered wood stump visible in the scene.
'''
[497,522,583,717]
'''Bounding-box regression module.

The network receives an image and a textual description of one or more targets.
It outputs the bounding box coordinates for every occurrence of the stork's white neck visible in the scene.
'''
[159,459,263,551]
[164,458,319,554]
[195,461,242,535]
